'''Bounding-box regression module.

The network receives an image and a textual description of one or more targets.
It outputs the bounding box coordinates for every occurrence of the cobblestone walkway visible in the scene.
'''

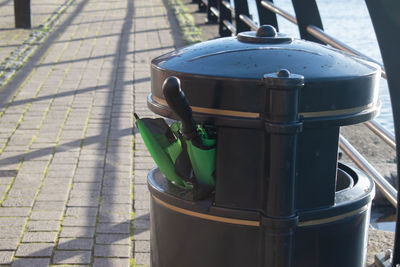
[0,0,181,265]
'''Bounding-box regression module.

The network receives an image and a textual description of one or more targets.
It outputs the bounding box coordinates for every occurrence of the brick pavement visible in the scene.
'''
[0,0,185,265]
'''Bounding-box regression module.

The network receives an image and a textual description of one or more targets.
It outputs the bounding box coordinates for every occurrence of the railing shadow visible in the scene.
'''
[0,0,12,8]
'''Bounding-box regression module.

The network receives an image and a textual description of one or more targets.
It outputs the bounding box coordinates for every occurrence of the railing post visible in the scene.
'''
[14,0,31,29]
[365,0,400,265]
[206,0,218,24]
[256,0,278,30]
[291,0,324,43]
[198,0,207,12]
[233,0,250,33]
[218,0,232,37]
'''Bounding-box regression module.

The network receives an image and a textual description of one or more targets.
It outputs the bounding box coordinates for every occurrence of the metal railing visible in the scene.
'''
[192,0,398,207]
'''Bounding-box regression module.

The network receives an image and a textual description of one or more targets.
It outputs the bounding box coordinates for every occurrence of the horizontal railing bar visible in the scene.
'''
[222,0,235,15]
[210,6,220,18]
[239,14,258,30]
[223,19,237,35]
[365,120,396,149]
[261,0,297,24]
[339,135,397,207]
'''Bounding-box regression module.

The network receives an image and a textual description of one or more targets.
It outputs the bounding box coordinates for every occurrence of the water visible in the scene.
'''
[244,0,394,134]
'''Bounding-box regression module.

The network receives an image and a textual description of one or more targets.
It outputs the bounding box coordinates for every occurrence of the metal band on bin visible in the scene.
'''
[151,94,376,119]
[152,195,370,227]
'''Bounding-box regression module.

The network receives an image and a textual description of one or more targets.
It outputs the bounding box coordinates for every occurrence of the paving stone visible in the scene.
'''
[98,212,131,223]
[134,219,150,230]
[72,182,102,191]
[65,207,98,217]
[93,258,130,267]
[99,204,131,214]
[57,238,93,250]
[22,232,58,243]
[47,164,77,173]
[0,226,25,239]
[15,243,54,257]
[0,217,27,227]
[26,220,60,231]
[101,194,131,204]
[96,223,130,234]
[133,210,150,220]
[134,252,151,265]
[39,189,69,198]
[74,168,104,177]
[62,216,97,227]
[103,178,131,186]
[70,189,100,198]
[103,171,131,180]
[7,187,37,198]
[53,250,92,264]
[9,180,41,189]
[73,175,103,182]
[67,197,99,207]
[134,184,149,199]
[59,227,95,238]
[135,240,150,253]
[36,192,69,201]
[51,157,79,165]
[134,229,150,241]
[11,258,51,267]
[101,186,131,196]
[0,251,14,264]
[1,197,35,207]
[33,201,66,211]
[45,169,75,179]
[30,210,64,221]
[18,161,48,173]
[0,239,19,250]
[0,207,31,217]
[41,178,72,185]
[0,170,18,178]
[134,200,150,210]
[13,173,42,182]
[39,185,70,195]
[95,233,130,245]
[94,244,131,257]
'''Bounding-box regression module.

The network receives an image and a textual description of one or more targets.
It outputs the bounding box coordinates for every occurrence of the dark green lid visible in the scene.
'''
[149,26,381,126]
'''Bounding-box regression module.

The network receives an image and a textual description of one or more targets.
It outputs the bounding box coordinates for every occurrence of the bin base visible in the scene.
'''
[148,163,374,267]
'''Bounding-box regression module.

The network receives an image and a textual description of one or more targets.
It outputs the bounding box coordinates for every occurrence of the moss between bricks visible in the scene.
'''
[167,0,203,44]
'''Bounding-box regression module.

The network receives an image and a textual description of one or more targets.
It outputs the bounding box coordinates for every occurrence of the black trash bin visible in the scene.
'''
[146,25,380,267]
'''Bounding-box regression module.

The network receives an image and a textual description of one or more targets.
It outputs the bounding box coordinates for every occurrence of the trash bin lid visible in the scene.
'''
[149,25,381,127]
